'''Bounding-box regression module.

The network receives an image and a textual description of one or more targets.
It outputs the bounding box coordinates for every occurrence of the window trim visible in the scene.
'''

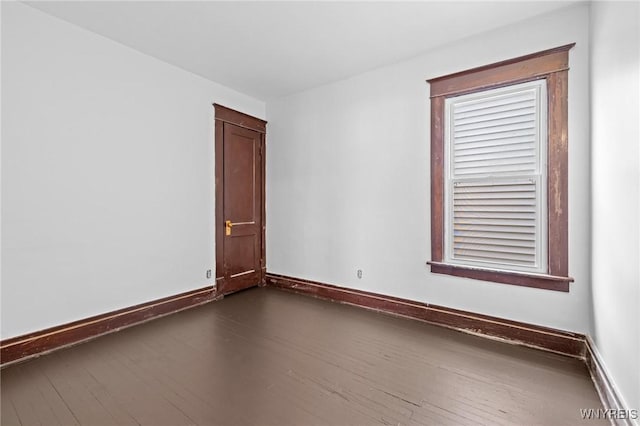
[427,44,575,292]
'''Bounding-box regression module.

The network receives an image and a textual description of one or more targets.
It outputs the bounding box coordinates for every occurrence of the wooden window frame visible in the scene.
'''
[426,44,575,292]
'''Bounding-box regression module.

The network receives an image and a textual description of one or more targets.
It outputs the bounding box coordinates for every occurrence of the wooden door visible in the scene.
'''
[215,104,266,296]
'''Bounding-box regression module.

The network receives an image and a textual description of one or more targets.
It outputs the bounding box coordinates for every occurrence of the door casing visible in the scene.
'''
[214,104,266,295]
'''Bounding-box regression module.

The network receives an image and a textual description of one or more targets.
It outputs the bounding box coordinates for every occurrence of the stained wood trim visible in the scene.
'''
[215,118,225,284]
[214,104,266,134]
[427,44,574,291]
[584,337,637,426]
[428,262,572,292]
[265,273,586,358]
[1,286,219,367]
[547,70,570,278]
[427,43,575,97]
[430,95,445,262]
[260,133,266,285]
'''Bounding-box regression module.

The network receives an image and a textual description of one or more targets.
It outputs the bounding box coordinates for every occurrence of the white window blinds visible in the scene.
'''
[444,80,547,273]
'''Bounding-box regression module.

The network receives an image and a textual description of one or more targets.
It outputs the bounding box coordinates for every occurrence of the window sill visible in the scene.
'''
[427,261,574,292]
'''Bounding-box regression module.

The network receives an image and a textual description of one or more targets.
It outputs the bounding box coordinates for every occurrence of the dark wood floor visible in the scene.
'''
[1,287,604,425]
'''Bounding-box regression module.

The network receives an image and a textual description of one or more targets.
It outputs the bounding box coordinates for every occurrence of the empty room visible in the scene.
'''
[1,1,639,425]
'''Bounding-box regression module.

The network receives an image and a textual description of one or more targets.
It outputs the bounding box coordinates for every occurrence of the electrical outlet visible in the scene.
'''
[357,269,363,279]
[206,269,212,279]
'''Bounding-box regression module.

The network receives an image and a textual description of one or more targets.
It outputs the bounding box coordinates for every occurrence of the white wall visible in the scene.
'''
[1,2,265,339]
[590,0,640,414]
[267,4,593,334]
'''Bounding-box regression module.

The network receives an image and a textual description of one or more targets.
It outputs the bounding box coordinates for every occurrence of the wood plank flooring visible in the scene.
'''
[1,287,605,425]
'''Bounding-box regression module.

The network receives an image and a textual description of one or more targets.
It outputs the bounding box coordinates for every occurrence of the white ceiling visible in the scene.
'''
[26,1,579,100]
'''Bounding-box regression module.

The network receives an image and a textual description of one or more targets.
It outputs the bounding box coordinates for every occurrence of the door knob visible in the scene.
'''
[225,220,233,236]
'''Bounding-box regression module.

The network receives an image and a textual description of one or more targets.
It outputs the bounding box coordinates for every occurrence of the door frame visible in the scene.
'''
[214,104,267,294]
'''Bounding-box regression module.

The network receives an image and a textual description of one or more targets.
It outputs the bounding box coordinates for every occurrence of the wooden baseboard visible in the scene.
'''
[1,286,220,367]
[585,336,639,426]
[265,273,586,358]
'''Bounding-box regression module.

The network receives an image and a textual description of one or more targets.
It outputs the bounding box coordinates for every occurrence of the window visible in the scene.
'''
[445,80,548,274]
[427,44,575,292]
